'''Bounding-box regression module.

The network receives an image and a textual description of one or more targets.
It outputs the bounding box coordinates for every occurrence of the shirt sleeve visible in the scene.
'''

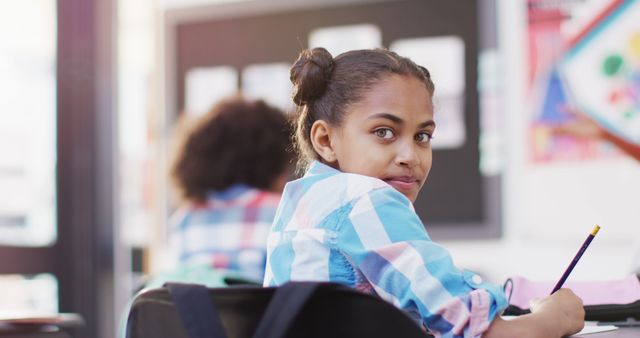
[337,186,507,338]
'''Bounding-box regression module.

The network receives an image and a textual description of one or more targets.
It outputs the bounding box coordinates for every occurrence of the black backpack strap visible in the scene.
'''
[252,282,326,338]
[165,282,228,338]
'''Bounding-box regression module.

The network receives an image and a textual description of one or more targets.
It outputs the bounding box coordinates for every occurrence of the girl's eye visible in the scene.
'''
[415,132,432,143]
[373,128,394,139]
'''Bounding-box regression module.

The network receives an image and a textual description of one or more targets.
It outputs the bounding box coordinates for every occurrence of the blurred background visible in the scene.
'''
[1,0,639,337]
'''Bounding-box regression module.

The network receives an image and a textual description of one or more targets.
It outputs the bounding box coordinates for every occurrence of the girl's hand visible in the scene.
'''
[530,288,585,337]
[484,289,584,338]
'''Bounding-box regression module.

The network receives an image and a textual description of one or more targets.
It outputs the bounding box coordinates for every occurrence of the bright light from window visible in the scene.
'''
[0,1,57,246]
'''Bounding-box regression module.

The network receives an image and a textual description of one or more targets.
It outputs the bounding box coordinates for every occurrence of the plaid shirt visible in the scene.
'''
[264,161,507,338]
[170,184,280,281]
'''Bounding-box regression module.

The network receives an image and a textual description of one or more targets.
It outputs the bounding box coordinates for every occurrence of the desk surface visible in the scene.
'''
[0,313,81,337]
[0,325,70,338]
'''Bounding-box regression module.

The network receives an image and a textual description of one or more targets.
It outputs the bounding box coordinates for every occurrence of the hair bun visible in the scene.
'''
[290,47,334,106]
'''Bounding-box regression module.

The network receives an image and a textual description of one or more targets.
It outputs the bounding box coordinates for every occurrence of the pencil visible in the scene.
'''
[550,224,601,294]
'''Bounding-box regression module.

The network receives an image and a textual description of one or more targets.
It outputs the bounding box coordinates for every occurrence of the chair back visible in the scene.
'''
[125,281,431,338]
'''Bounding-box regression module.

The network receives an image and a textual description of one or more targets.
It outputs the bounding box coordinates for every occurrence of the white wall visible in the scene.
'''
[441,0,640,285]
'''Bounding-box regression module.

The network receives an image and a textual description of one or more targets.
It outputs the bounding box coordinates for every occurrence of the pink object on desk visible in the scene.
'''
[506,275,640,308]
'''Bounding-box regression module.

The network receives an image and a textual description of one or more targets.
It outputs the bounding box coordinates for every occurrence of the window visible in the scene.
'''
[0,2,56,246]
[0,0,58,318]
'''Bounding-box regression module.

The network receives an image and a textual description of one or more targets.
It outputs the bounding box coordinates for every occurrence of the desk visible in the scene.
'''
[0,324,71,338]
[0,313,81,338]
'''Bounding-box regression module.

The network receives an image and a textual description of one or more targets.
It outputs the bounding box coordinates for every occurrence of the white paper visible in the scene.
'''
[309,24,382,57]
[242,62,293,112]
[570,325,618,336]
[185,66,238,117]
[391,36,467,149]
[503,317,619,336]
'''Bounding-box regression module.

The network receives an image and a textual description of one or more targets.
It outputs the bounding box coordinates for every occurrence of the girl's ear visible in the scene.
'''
[310,120,337,163]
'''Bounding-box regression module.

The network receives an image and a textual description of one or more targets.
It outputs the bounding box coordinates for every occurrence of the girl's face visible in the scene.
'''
[322,74,435,202]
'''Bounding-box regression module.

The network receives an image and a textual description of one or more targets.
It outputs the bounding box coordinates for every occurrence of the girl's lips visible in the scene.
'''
[384,177,420,191]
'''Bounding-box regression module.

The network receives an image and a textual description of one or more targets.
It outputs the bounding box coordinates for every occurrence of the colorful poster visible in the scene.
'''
[562,0,640,143]
[527,0,640,162]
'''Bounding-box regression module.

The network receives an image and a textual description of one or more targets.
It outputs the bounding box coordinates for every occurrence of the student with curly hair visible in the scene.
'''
[168,96,293,282]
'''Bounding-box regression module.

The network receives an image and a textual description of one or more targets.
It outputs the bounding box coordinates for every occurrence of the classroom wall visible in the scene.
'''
[441,0,640,285]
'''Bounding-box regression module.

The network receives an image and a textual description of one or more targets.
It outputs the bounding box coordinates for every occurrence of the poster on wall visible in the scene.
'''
[527,0,640,162]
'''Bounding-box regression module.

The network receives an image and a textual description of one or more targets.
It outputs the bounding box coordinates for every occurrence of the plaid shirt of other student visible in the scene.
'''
[170,184,280,282]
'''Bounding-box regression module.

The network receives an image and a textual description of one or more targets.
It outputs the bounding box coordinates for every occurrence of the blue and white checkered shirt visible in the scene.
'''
[264,161,507,337]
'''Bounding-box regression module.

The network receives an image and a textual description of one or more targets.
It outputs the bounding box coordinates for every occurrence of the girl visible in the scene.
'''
[264,47,584,337]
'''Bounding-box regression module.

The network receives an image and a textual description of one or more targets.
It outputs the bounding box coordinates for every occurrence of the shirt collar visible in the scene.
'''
[305,160,341,177]
[207,183,253,201]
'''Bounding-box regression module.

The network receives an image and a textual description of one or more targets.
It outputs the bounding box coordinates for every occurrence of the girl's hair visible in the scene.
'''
[290,47,435,170]
[170,96,293,202]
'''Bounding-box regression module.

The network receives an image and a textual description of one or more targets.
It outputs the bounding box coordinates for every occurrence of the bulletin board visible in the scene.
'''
[165,0,499,238]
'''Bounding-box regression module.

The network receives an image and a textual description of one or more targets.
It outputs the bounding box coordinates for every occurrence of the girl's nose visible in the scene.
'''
[395,142,420,167]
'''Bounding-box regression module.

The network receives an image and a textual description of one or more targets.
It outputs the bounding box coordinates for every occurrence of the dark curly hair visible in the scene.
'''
[290,47,435,170]
[171,96,293,202]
